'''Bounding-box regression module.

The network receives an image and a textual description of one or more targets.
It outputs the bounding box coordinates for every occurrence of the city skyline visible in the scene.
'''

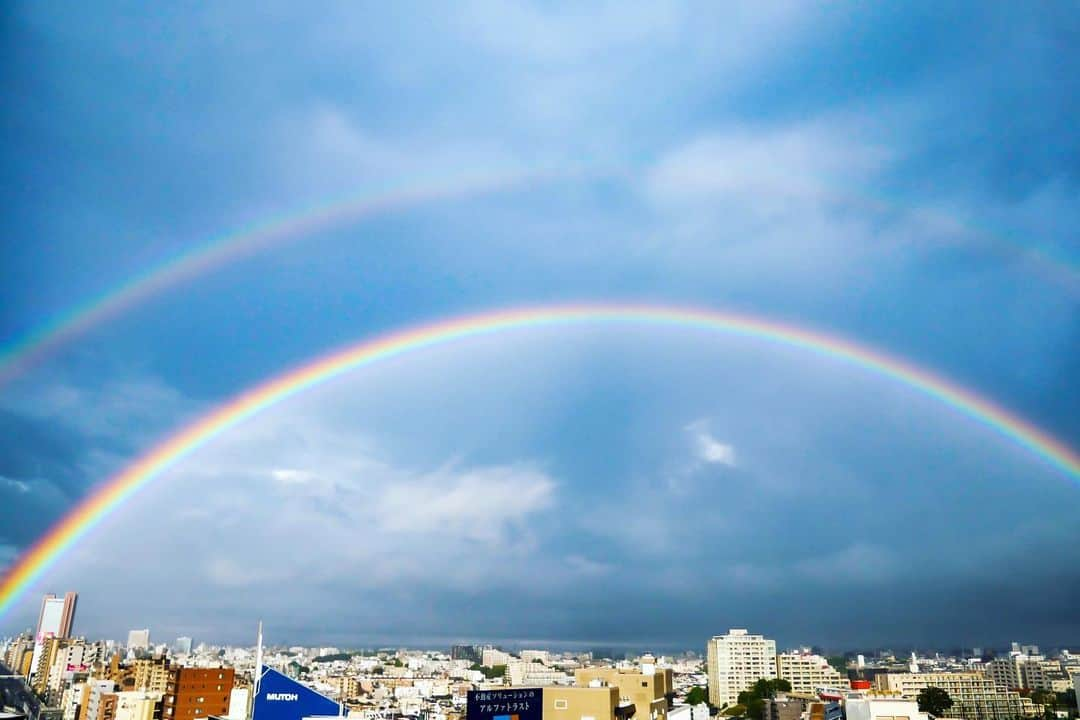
[3,3,1079,647]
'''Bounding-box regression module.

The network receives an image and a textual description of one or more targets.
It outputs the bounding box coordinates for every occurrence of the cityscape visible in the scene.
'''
[2,10,1078,720]
[1,593,1077,720]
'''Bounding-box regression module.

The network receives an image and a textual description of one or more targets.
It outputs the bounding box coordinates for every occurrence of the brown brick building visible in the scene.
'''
[163,668,235,720]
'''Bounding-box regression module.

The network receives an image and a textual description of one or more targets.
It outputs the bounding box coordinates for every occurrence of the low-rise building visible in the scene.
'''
[845,697,929,720]
[576,663,673,720]
[543,686,634,720]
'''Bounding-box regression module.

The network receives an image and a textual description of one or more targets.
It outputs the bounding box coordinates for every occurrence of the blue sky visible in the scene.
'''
[1,2,1078,650]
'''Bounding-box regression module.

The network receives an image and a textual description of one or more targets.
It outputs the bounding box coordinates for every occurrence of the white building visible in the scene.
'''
[776,653,849,694]
[845,697,929,720]
[114,692,163,720]
[706,629,777,708]
[127,629,150,651]
[61,682,88,720]
[481,648,511,667]
[226,687,250,720]
[85,680,119,720]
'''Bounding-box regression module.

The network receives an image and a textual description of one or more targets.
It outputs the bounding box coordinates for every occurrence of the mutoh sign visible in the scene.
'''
[253,667,341,720]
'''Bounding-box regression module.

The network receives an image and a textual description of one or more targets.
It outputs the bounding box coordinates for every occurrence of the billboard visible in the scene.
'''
[467,689,542,720]
[253,667,341,720]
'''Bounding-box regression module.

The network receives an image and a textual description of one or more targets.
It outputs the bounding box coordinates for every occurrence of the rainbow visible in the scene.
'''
[1,302,1078,618]
[0,169,542,387]
[3,165,1076,389]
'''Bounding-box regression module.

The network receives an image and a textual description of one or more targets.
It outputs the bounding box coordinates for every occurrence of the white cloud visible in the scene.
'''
[1,475,31,493]
[376,464,555,541]
[270,468,317,485]
[645,122,889,207]
[685,419,737,468]
[3,374,198,445]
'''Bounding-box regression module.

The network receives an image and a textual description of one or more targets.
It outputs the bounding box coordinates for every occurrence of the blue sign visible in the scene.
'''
[467,689,542,720]
[253,667,341,720]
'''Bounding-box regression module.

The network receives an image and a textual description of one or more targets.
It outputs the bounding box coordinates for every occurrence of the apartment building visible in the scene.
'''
[575,664,673,720]
[776,654,850,694]
[112,692,163,720]
[875,672,1037,720]
[706,630,777,708]
[162,667,235,720]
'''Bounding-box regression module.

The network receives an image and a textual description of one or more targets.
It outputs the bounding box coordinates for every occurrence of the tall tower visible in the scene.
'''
[29,592,78,680]
[37,592,78,640]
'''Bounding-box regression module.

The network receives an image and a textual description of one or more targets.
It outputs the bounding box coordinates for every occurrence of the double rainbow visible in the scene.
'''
[1,303,1078,619]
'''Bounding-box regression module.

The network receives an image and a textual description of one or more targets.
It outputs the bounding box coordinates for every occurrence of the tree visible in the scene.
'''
[1031,690,1056,708]
[687,687,709,707]
[917,687,954,717]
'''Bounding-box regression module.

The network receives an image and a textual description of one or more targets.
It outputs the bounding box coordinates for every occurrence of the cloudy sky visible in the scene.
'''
[1,2,1078,651]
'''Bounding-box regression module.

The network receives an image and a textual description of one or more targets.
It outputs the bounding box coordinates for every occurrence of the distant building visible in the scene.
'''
[984,657,1064,692]
[706,629,777,708]
[481,649,511,667]
[126,633,150,653]
[450,645,480,663]
[173,640,192,656]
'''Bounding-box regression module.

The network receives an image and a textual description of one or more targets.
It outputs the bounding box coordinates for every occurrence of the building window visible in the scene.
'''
[554,700,568,710]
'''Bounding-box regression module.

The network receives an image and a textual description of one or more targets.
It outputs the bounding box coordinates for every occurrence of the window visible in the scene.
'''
[554,700,568,710]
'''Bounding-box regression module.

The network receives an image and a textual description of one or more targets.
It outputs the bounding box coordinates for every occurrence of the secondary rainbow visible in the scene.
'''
[3,166,1077,389]
[2,302,1078,618]
[0,170,541,387]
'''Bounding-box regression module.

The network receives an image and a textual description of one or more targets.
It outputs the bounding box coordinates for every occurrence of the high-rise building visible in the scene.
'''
[173,639,192,656]
[163,667,235,720]
[127,631,150,653]
[776,653,849,694]
[38,593,78,640]
[29,593,78,681]
[706,629,778,708]
[450,645,480,663]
